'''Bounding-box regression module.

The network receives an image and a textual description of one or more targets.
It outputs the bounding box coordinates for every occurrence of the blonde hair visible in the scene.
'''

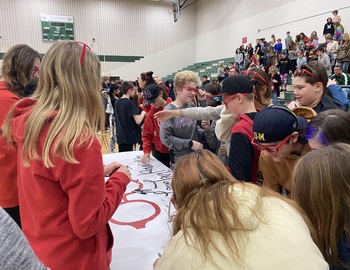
[173,70,200,94]
[0,44,41,97]
[3,41,103,168]
[292,143,350,266]
[269,65,278,74]
[172,150,315,265]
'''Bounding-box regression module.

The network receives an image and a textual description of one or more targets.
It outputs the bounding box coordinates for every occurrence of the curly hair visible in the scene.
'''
[174,70,200,89]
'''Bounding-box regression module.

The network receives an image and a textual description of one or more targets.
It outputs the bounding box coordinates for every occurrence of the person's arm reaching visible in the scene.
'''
[155,105,223,122]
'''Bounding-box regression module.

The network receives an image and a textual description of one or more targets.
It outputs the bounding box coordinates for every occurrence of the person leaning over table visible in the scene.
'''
[154,150,328,270]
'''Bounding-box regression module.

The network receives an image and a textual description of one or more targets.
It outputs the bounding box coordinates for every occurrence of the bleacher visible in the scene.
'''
[162,56,296,105]
[162,57,235,82]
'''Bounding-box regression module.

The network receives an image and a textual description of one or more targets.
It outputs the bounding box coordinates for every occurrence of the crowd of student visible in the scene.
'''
[0,8,350,270]
[227,10,350,105]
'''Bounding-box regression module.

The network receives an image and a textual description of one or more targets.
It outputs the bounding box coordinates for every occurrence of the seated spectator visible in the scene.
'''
[141,84,171,167]
[220,75,258,182]
[223,66,230,79]
[300,32,309,44]
[330,64,350,98]
[293,62,346,112]
[307,50,318,63]
[154,150,329,270]
[310,31,319,48]
[296,51,307,69]
[292,143,350,270]
[305,40,315,53]
[201,75,210,89]
[305,109,350,150]
[252,105,312,194]
[160,70,202,165]
[295,34,305,52]
[229,66,240,76]
[331,64,349,84]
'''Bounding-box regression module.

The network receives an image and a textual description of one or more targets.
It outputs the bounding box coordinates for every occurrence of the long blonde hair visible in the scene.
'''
[292,143,350,266]
[3,41,103,168]
[171,150,315,264]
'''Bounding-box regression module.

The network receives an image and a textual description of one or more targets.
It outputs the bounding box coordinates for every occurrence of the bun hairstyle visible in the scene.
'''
[140,71,156,85]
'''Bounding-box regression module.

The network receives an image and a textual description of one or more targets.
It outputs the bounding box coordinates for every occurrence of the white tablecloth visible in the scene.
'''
[103,151,173,270]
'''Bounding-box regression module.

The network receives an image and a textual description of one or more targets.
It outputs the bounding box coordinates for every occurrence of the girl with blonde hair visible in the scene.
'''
[2,41,131,270]
[154,150,328,269]
[292,143,350,269]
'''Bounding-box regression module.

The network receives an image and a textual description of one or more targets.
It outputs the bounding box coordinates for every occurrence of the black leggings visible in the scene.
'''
[118,143,133,152]
[4,205,21,228]
[152,147,171,168]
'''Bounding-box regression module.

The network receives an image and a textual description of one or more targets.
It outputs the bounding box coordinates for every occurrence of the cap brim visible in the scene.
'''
[144,98,156,106]
[296,116,308,130]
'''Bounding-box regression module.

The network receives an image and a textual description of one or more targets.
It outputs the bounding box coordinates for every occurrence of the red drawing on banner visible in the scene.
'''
[109,180,161,229]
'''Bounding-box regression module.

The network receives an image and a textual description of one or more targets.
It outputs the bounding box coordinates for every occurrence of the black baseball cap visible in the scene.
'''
[220,75,254,95]
[143,84,161,105]
[252,105,308,143]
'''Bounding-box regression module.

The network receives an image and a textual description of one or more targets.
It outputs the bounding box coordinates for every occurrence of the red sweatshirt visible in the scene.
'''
[0,81,20,208]
[142,98,171,154]
[11,98,130,270]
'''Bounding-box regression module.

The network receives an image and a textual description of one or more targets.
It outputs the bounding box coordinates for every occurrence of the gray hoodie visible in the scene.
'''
[160,102,199,163]
[0,208,48,270]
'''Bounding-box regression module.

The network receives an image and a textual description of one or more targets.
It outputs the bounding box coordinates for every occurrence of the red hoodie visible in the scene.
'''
[11,98,130,270]
[142,98,171,154]
[0,81,19,208]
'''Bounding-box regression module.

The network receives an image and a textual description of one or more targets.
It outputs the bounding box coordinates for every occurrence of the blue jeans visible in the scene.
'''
[272,92,278,105]
[342,87,350,99]
[338,61,349,73]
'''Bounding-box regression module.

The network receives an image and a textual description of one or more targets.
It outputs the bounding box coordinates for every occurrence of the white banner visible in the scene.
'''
[103,151,173,270]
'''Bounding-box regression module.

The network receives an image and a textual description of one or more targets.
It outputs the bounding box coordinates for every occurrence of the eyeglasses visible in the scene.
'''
[206,94,223,102]
[31,66,39,78]
[74,41,92,66]
[294,68,317,79]
[251,135,291,153]
[222,93,248,106]
[241,70,269,86]
[182,85,199,94]
[305,125,329,146]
